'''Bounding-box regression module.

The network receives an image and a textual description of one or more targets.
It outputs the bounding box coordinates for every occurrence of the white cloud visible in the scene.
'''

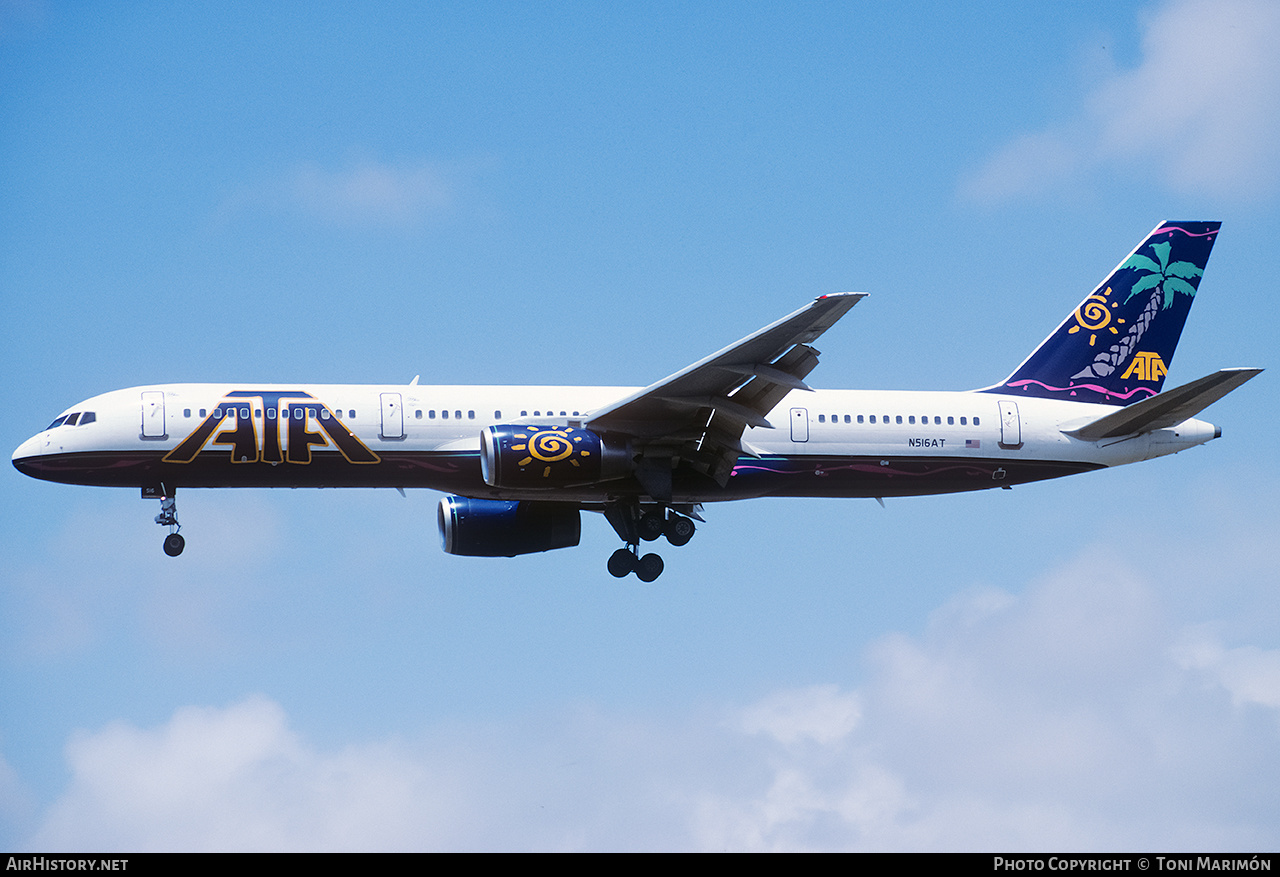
[289,161,455,226]
[740,684,861,747]
[217,157,476,228]
[18,543,1280,851]
[27,697,470,852]
[1177,634,1280,711]
[962,0,1280,202]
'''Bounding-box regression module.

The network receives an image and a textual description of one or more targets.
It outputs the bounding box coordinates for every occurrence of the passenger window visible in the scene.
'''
[869,415,876,424]
[947,416,954,425]
[895,415,903,424]
[429,410,436,419]
[267,409,276,420]
[857,415,864,424]
[844,415,851,423]
[818,415,825,423]
[183,409,191,418]
[320,409,330,420]
[974,416,980,426]
[495,410,502,419]
[213,408,223,418]
[415,410,422,419]
[240,407,250,419]
[468,411,475,419]
[960,417,967,426]
[520,410,528,417]
[934,416,941,425]
[199,409,207,417]
[349,410,356,418]
[909,416,915,424]
[442,410,449,420]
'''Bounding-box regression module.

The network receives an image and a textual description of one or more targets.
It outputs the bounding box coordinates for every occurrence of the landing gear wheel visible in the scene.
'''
[634,553,664,582]
[664,515,695,546]
[637,511,665,542]
[163,533,186,557]
[607,548,636,578]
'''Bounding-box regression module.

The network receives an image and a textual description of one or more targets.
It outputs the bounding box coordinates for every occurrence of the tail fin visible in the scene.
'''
[982,221,1220,406]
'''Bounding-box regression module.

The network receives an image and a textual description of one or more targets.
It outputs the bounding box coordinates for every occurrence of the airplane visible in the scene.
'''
[12,221,1261,581]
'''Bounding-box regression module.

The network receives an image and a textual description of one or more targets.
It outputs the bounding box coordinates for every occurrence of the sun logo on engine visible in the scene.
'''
[511,427,594,478]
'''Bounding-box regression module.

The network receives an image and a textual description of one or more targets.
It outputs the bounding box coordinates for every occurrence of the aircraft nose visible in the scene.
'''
[12,433,46,476]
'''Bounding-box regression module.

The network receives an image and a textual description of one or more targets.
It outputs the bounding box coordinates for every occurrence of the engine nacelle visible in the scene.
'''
[480,424,632,488]
[437,495,581,557]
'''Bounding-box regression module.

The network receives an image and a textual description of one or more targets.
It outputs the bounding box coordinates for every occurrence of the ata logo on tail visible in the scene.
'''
[1120,351,1167,382]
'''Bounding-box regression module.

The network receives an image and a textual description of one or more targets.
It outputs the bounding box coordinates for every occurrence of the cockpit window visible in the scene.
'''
[44,411,97,430]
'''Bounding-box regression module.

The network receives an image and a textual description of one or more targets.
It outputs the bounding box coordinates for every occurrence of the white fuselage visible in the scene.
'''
[12,382,1219,503]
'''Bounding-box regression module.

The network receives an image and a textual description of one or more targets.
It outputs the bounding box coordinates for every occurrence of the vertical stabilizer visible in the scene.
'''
[982,221,1220,406]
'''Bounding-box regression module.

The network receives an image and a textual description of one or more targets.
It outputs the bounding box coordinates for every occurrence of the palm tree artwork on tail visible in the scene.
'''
[1072,240,1203,380]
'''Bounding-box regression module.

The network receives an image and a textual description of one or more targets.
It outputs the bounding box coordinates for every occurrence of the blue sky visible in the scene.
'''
[2,0,1278,851]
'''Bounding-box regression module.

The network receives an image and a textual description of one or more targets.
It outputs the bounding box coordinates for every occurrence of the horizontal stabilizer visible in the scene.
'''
[1064,367,1262,440]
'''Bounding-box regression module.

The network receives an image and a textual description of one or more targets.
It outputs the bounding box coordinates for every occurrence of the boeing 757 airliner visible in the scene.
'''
[12,221,1261,580]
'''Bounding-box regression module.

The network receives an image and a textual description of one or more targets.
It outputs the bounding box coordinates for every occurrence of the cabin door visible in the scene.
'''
[141,391,166,438]
[380,393,404,439]
[998,400,1022,449]
[790,407,809,442]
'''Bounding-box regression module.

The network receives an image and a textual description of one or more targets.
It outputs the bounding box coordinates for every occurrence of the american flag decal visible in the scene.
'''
[966,439,980,449]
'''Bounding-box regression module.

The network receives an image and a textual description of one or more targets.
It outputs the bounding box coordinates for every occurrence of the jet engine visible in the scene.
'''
[437,495,581,557]
[480,425,632,489]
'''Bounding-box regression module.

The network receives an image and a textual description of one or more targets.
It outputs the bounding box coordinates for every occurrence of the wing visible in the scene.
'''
[585,292,866,496]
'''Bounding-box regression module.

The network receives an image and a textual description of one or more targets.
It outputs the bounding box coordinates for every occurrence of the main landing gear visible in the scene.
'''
[603,501,697,581]
[144,486,184,556]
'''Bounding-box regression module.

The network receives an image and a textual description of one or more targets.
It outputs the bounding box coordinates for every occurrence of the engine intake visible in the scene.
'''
[437,495,581,557]
[480,425,631,488]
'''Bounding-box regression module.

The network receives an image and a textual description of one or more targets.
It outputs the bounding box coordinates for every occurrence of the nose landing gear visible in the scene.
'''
[163,530,186,557]
[145,486,184,556]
